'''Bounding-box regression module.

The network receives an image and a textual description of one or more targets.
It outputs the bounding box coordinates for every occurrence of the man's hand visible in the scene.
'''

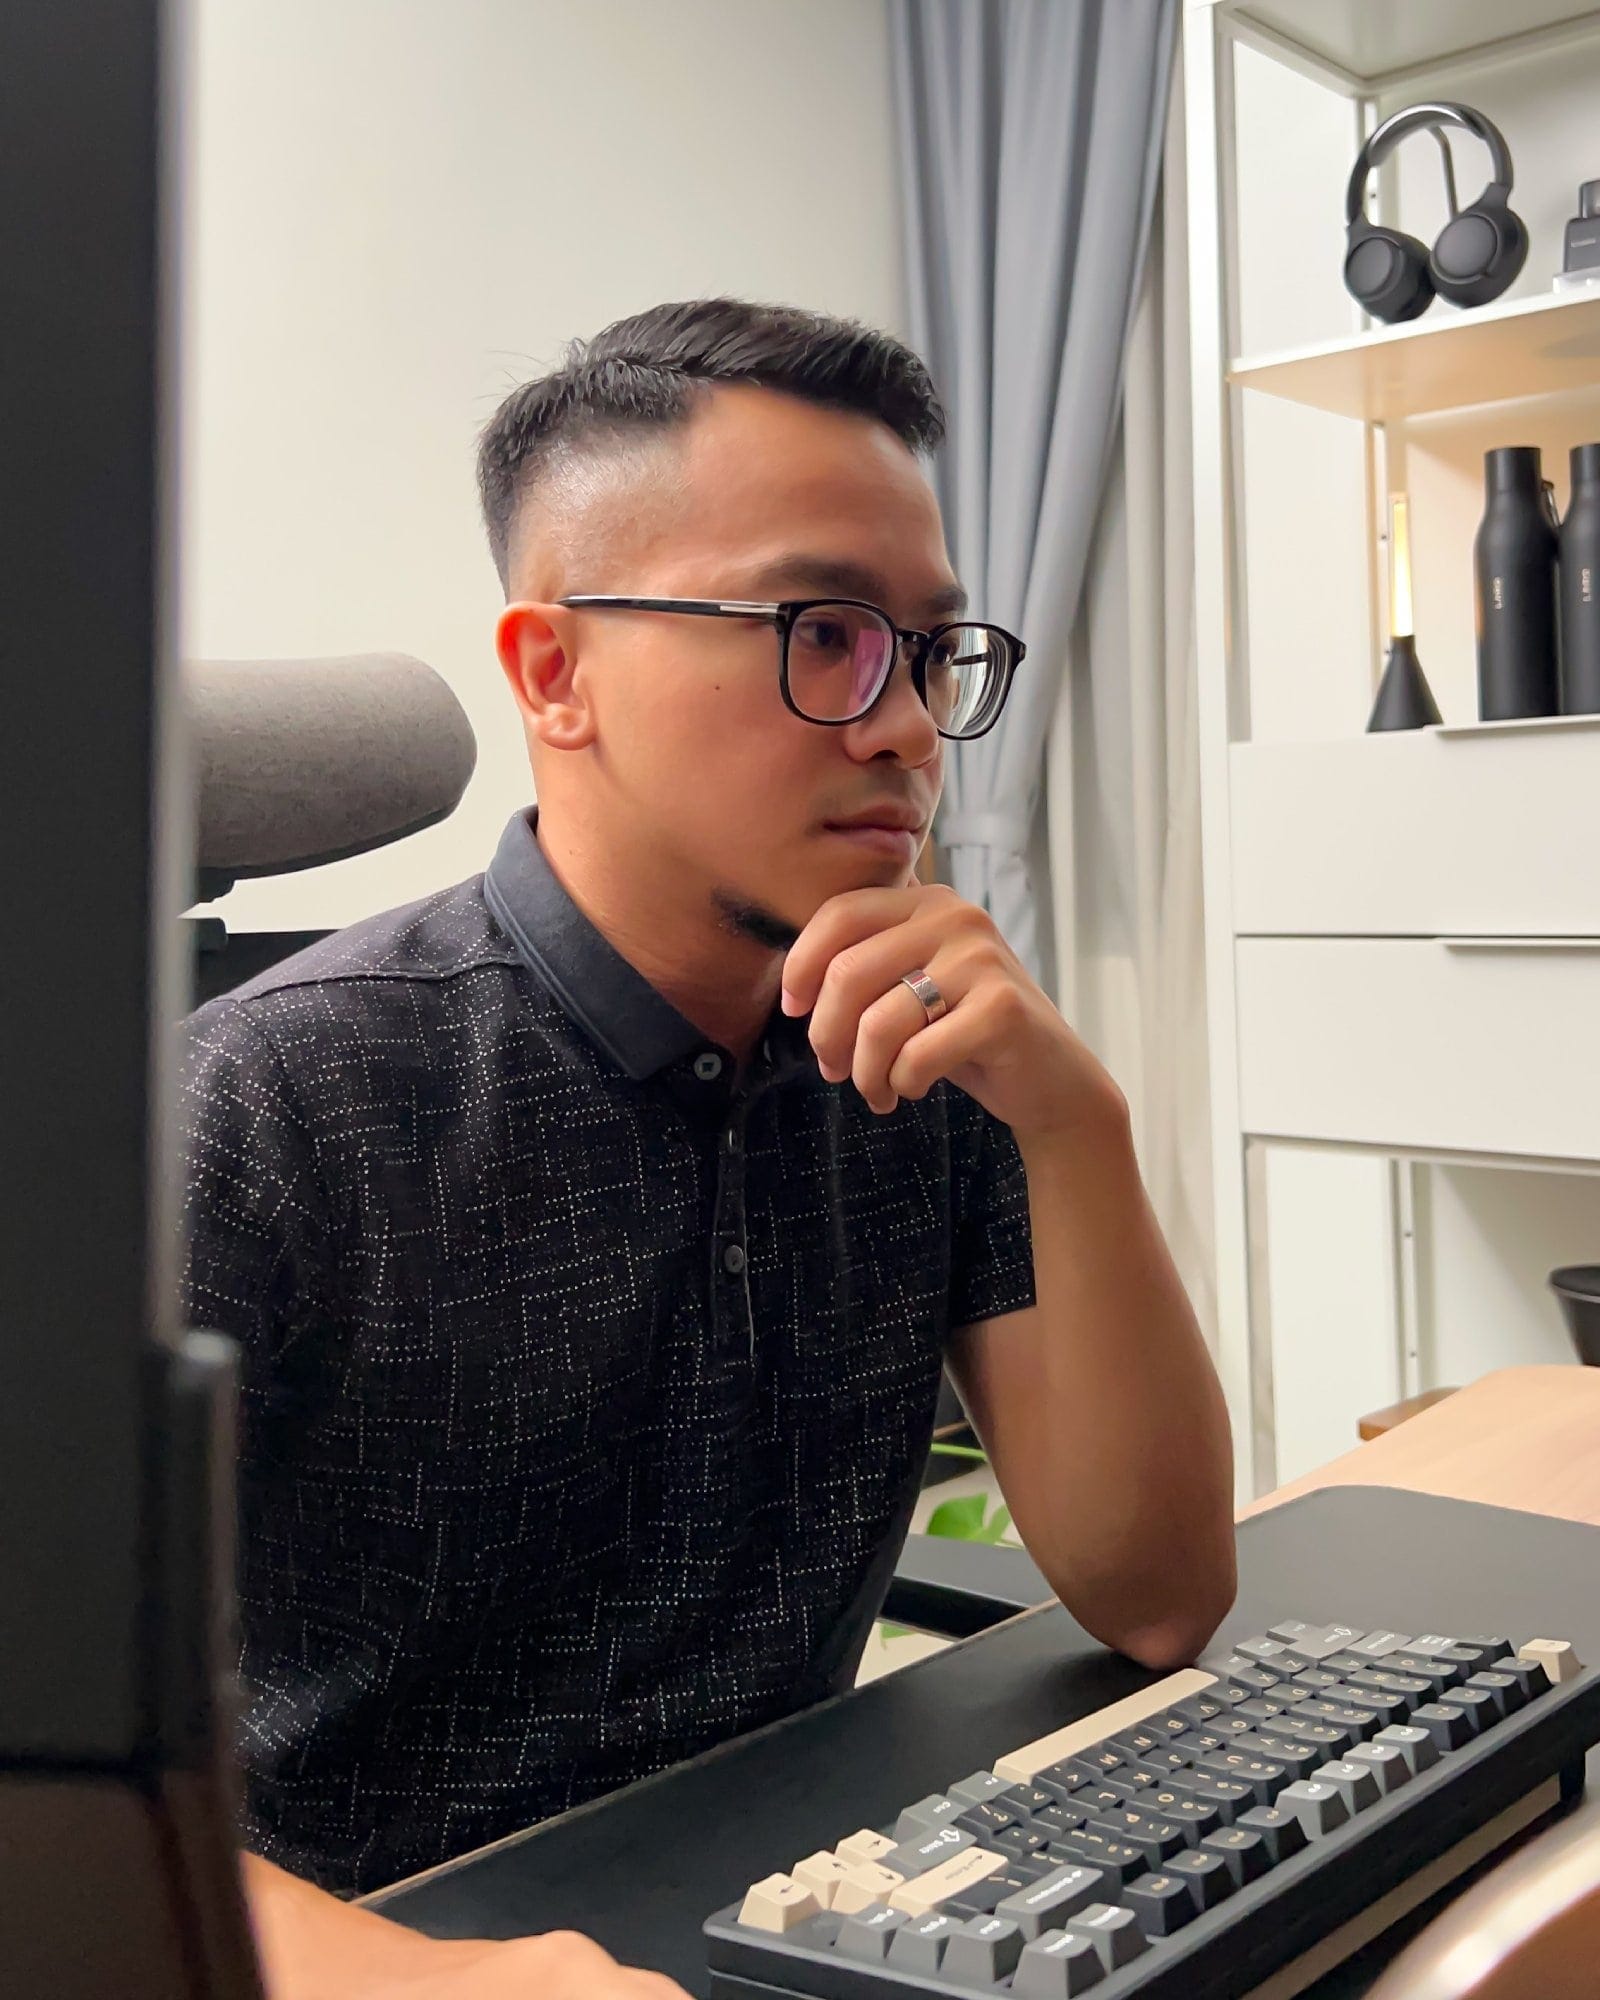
[781,883,1120,1138]
[245,1853,690,2000]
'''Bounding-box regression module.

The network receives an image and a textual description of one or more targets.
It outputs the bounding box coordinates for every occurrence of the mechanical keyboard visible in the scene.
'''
[704,1618,1600,1998]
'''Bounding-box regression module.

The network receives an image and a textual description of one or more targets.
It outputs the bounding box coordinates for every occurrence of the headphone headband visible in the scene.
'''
[1344,101,1515,227]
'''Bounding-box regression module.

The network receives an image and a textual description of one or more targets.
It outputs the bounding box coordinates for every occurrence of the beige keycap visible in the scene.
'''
[836,1827,897,1866]
[993,1668,1218,1782]
[792,1850,851,1908]
[888,1846,1007,1918]
[832,1861,906,1915]
[737,1873,821,1933]
[1520,1638,1583,1684]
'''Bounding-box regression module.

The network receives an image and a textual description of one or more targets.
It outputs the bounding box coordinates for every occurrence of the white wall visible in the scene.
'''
[179,0,905,930]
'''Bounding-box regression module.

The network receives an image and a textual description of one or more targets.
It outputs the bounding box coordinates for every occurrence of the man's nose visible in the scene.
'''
[843,643,940,765]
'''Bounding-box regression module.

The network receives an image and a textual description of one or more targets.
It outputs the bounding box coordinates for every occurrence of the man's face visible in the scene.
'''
[523,384,958,939]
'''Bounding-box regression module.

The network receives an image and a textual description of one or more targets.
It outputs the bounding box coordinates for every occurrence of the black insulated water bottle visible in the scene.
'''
[1475,445,1559,720]
[1560,442,1600,714]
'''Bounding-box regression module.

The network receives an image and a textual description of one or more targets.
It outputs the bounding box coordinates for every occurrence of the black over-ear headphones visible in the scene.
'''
[1344,102,1528,324]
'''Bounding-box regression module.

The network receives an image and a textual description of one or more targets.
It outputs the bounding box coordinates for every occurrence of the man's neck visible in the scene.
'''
[535,811,785,1064]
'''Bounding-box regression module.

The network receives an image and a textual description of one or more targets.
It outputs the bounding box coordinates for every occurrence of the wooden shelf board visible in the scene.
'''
[1230,288,1600,422]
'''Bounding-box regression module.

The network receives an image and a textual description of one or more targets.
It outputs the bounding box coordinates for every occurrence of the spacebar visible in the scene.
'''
[993,1669,1218,1782]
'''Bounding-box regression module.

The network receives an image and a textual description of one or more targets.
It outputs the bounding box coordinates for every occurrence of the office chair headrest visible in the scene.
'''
[188,653,478,901]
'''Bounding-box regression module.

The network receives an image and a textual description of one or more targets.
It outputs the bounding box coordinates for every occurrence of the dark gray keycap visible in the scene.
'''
[1078,1746,1125,1777]
[1222,1661,1291,1692]
[1390,1652,1467,1691]
[1088,1807,1185,1864]
[1008,1854,1057,1883]
[887,1910,961,1974]
[1237,1730,1324,1777]
[1325,1681,1409,1724]
[1236,1695,1296,1724]
[1464,1669,1524,1719]
[945,1870,1029,1917]
[1068,1784,1128,1819]
[1075,1902,1149,1973]
[1268,1621,1363,1659]
[1345,1630,1411,1659]
[1173,1693,1228,1726]
[1264,1716,1354,1757]
[1235,1803,1310,1864]
[1344,1741,1411,1794]
[1188,1777,1255,1824]
[1095,1777,1148,1807]
[1202,1826,1270,1886]
[1032,1803,1090,1838]
[1345,1666,1431,1711]
[1013,1927,1105,1996]
[1175,1728,1229,1758]
[1455,1635,1511,1664]
[1003,1783,1063,1817]
[1138,1747,1193,1775]
[895,1793,962,1840]
[1167,1847,1234,1910]
[1314,1759,1383,1813]
[1407,1633,1459,1656]
[957,1799,1020,1839]
[995,1822,1052,1859]
[1278,1779,1351,1838]
[1288,1667,1344,1692]
[1199,1750,1289,1804]
[1411,1702,1474,1750]
[1296,1698,1379,1741]
[1123,1871,1198,1937]
[949,1770,1014,1806]
[1374,1722,1441,1775]
[997,1863,1106,1940]
[942,1914,1025,1985]
[1109,1724,1167,1761]
[786,1911,843,1950]
[1442,1685,1498,1733]
[1051,1831,1147,1887]
[837,1906,905,1962]
[1490,1658,1546,1702]
[1039,1758,1114,1802]
[1117,1761,1164,1789]
[1236,1635,1299,1666]
[887,1823,975,1875]
[1151,1710,1199,1742]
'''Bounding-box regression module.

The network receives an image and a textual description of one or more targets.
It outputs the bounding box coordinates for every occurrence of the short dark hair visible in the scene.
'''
[475,298,946,589]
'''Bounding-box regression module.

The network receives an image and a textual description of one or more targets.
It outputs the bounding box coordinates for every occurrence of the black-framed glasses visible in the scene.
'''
[557,595,1025,741]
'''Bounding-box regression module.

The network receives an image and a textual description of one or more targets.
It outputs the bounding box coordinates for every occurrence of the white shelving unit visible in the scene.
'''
[1184,1,1600,1497]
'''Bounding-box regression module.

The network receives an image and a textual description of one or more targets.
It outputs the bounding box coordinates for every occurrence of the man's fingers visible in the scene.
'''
[781,887,932,1015]
[847,982,927,1111]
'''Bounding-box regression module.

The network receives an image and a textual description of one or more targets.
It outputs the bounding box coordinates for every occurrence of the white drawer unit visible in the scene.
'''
[1235,936,1600,1163]
[1230,726,1600,939]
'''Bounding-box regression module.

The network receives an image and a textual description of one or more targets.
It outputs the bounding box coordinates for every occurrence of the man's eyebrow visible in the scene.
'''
[737,554,969,621]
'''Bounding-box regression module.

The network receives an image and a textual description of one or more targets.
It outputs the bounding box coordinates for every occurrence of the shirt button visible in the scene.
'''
[694,1052,724,1082]
[723,1243,747,1275]
[725,1127,739,1152]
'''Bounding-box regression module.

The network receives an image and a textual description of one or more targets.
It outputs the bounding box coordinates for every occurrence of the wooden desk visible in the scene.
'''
[1241,1364,1600,1529]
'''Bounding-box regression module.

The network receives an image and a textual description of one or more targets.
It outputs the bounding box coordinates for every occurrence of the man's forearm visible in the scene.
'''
[242,1853,688,1998]
[958,1096,1236,1668]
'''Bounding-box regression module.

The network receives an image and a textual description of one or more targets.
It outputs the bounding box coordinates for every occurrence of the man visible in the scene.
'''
[181,298,1235,1999]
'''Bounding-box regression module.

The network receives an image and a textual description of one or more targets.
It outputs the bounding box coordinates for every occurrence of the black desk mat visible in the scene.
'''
[372,1487,1600,1996]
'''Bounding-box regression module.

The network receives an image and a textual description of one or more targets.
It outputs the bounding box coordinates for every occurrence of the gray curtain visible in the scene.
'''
[890,0,1178,977]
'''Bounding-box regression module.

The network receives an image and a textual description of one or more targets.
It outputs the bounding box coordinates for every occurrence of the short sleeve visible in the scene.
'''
[946,1088,1036,1331]
[175,997,333,1371]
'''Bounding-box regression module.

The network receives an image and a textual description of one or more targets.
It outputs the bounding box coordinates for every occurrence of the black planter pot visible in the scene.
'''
[1550,1266,1600,1367]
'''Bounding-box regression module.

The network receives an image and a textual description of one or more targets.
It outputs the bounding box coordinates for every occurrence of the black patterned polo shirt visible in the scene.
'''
[177,808,1035,1894]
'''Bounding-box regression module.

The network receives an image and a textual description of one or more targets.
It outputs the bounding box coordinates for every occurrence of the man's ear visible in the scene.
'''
[495,602,596,752]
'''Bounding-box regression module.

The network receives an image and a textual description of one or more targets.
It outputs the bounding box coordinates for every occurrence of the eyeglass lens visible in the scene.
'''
[785,602,1008,738]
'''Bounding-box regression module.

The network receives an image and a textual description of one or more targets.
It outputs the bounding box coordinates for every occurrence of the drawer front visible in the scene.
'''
[1236,937,1600,1161]
[1230,730,1600,937]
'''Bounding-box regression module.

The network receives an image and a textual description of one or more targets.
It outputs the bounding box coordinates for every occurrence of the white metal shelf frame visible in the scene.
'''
[1182,0,1600,1498]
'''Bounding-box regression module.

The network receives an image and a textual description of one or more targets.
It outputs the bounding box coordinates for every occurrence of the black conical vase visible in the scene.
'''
[1551,1266,1600,1367]
[1367,635,1442,731]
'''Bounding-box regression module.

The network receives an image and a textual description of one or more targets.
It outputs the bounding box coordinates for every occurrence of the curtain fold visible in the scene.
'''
[890,0,1179,979]
[1047,57,1217,1350]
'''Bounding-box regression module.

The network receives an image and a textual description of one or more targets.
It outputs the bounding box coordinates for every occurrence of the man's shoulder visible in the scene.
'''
[183,874,526,1076]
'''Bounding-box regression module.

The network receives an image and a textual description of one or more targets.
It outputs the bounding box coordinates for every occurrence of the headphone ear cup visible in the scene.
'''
[1430,199,1529,307]
[1344,223,1435,324]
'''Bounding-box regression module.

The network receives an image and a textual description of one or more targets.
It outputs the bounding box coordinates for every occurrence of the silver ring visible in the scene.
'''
[900,969,949,1025]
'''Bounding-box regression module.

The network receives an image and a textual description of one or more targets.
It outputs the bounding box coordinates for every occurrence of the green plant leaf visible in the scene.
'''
[926,1493,990,1540]
[877,1622,915,1644]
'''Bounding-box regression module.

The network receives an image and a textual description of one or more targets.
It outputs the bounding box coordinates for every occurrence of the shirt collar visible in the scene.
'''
[483,808,812,1086]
